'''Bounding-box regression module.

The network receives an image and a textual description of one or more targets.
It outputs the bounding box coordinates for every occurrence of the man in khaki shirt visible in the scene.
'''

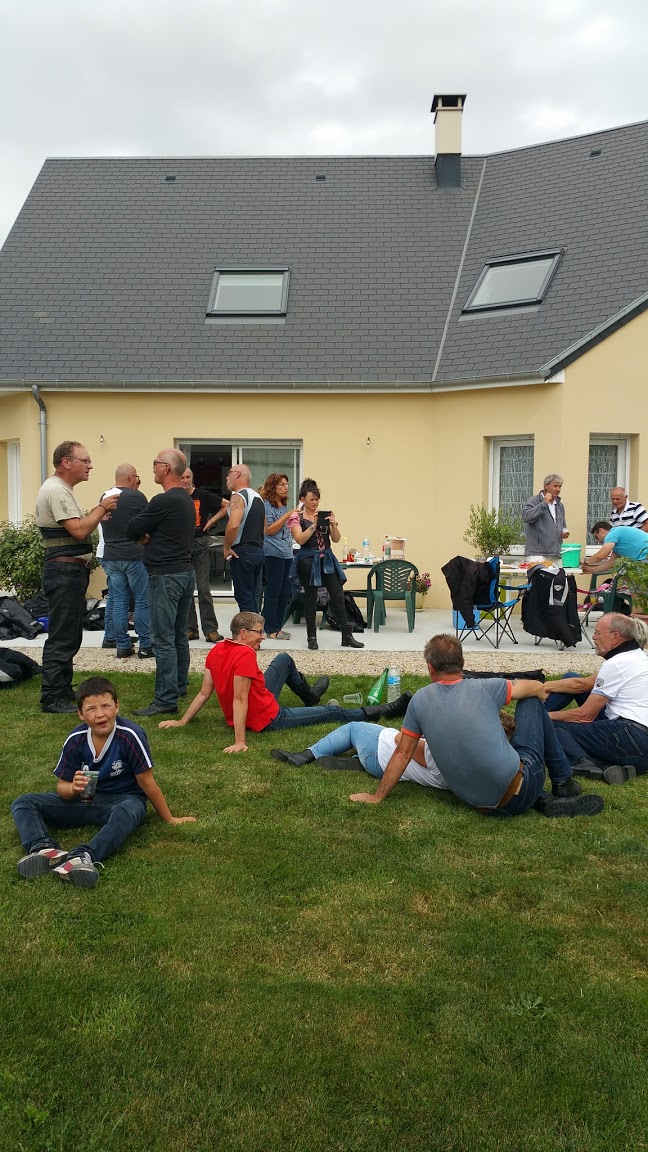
[35,441,119,713]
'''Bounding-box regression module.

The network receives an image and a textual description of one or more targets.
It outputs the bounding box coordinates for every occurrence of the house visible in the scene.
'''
[1,94,647,606]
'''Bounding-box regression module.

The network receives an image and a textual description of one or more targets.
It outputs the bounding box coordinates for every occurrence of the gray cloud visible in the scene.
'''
[1,0,647,244]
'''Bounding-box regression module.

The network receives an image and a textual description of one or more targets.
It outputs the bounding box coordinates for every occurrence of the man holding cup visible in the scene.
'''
[10,676,195,888]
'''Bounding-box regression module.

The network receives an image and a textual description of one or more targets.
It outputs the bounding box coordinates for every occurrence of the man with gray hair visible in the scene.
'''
[547,612,648,784]
[522,473,569,559]
[100,463,152,659]
[223,463,265,612]
[610,487,648,532]
[126,449,196,716]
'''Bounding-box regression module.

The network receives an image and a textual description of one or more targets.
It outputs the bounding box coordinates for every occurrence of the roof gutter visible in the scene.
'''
[3,373,547,395]
[540,290,648,376]
[31,385,48,483]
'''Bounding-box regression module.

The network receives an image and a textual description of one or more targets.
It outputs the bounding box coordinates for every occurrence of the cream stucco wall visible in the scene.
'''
[1,307,646,608]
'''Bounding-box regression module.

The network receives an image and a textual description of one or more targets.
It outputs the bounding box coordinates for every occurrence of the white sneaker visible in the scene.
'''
[17,847,68,879]
[53,851,101,888]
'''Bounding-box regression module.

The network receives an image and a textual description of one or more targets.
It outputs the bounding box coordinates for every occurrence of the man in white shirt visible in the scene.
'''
[548,613,648,784]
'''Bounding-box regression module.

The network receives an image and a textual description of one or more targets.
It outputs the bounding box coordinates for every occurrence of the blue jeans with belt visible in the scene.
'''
[148,570,195,707]
[10,790,148,863]
[497,697,573,815]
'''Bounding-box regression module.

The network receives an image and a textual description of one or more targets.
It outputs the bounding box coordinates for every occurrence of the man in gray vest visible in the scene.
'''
[35,441,120,713]
[223,464,265,612]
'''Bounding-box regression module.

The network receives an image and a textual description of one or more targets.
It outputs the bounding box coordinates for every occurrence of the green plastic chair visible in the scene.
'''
[360,560,419,632]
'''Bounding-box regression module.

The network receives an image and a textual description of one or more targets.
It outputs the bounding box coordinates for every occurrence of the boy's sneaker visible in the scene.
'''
[53,851,101,888]
[17,848,68,879]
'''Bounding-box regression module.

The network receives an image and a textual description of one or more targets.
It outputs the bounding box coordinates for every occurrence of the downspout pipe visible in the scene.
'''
[31,385,48,483]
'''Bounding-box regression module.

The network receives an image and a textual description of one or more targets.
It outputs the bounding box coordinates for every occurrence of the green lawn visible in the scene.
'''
[2,671,648,1152]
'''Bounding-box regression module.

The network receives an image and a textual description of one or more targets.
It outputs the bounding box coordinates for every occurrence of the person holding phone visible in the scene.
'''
[287,478,364,650]
[522,473,569,560]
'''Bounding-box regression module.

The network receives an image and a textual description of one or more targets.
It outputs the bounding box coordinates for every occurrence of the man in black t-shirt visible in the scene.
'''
[126,449,196,717]
[181,468,228,643]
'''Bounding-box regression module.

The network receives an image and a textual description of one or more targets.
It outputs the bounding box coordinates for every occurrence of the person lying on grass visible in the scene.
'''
[349,634,604,819]
[157,611,410,753]
[11,676,196,889]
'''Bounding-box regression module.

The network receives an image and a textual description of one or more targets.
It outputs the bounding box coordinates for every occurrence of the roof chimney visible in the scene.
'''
[431,93,466,188]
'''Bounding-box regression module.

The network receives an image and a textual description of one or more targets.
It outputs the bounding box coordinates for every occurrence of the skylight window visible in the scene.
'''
[207,270,290,315]
[463,251,562,312]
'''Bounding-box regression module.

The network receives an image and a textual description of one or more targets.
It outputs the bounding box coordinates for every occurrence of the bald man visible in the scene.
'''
[223,463,265,612]
[100,463,152,660]
[609,487,648,532]
[126,450,196,716]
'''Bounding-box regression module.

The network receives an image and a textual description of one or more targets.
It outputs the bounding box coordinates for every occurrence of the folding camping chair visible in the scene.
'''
[454,557,529,649]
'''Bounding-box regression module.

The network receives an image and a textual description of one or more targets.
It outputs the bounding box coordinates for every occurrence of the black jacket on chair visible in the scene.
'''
[442,556,494,629]
[521,567,581,647]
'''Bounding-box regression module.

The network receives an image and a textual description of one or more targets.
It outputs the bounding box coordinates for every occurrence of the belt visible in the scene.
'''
[496,765,525,808]
[625,718,648,735]
[46,556,91,568]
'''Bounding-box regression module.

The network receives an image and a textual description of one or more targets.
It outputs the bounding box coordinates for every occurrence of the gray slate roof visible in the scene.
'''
[1,119,647,389]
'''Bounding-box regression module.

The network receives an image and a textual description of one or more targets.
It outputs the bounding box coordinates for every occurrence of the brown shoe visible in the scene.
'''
[187,630,199,641]
[205,630,224,643]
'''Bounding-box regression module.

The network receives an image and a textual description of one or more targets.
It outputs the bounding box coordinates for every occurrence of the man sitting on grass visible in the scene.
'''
[158,611,410,753]
[349,634,604,819]
[11,676,196,888]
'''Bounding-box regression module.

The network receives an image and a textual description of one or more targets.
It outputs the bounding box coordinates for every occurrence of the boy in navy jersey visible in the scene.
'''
[11,676,195,888]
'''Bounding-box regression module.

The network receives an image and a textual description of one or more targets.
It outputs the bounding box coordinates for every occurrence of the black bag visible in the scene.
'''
[21,594,49,620]
[0,596,44,640]
[83,599,106,631]
[326,592,367,633]
[0,647,41,687]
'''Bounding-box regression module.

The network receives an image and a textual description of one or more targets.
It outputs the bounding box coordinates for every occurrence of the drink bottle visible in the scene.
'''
[366,668,388,705]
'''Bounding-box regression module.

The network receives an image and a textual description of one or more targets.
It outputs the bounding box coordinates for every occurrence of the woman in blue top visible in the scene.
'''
[261,473,299,639]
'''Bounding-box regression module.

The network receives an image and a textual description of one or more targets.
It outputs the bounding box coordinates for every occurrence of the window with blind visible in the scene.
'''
[587,438,629,542]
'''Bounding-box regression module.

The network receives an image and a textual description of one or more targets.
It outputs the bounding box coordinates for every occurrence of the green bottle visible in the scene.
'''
[366,668,388,705]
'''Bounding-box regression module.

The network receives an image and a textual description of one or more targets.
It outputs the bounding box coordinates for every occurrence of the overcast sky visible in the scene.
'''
[1,0,647,246]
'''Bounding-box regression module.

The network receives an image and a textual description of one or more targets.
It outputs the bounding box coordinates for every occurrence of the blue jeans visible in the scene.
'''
[497,698,573,815]
[262,556,293,634]
[309,722,382,775]
[262,653,365,731]
[553,716,648,770]
[230,544,265,612]
[40,561,89,707]
[10,791,148,863]
[103,559,150,649]
[148,570,195,707]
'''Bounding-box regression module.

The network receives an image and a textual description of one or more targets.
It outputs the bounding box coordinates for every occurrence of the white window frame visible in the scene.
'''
[489,436,534,556]
[586,435,630,552]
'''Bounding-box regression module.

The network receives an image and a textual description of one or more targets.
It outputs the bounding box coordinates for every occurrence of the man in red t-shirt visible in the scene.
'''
[159,612,411,752]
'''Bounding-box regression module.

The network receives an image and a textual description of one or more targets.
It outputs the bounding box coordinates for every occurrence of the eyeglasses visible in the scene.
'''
[227,468,240,476]
[246,627,265,635]
[65,455,91,465]
[153,459,170,468]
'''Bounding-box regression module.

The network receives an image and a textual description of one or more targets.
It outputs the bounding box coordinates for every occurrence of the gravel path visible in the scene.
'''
[9,645,603,679]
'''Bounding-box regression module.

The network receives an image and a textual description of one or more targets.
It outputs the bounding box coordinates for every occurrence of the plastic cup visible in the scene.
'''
[80,770,99,803]
[343,693,363,705]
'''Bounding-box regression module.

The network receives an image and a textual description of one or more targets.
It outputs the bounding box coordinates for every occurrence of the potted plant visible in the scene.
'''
[463,504,523,560]
[615,559,648,619]
[407,571,431,609]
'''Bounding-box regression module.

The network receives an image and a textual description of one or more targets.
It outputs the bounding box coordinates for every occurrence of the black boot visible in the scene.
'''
[341,630,364,649]
[294,675,330,706]
[271,748,316,766]
[307,633,318,651]
[362,691,412,721]
[315,755,364,771]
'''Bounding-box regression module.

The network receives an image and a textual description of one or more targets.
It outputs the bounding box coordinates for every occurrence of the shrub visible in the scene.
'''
[463,504,523,558]
[0,517,45,600]
[615,558,648,614]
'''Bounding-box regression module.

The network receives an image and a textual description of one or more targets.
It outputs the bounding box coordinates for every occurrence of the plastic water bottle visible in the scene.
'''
[387,666,401,703]
[383,535,391,560]
[362,536,370,559]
